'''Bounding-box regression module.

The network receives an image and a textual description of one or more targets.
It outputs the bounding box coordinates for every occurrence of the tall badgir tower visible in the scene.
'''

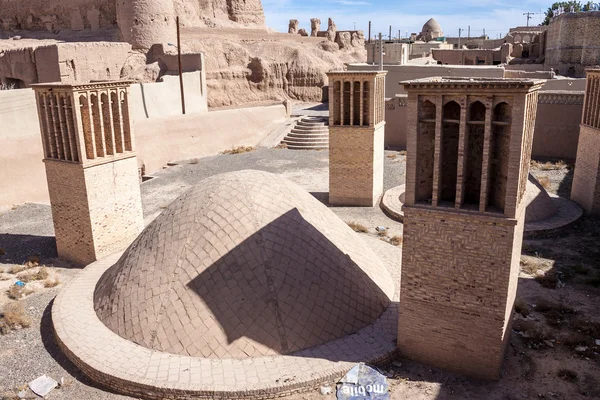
[327,71,387,206]
[398,77,543,379]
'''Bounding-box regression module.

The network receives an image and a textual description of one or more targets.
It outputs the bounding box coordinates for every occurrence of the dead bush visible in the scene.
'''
[17,267,49,283]
[513,319,553,348]
[520,255,549,275]
[0,302,31,334]
[221,146,255,155]
[347,222,368,233]
[390,236,403,246]
[535,270,560,289]
[7,284,34,300]
[537,176,552,191]
[557,368,578,382]
[44,277,61,288]
[189,158,200,165]
[514,298,531,317]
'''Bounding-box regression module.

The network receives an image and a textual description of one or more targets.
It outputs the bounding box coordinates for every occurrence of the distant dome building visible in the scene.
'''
[419,17,443,42]
[94,170,394,359]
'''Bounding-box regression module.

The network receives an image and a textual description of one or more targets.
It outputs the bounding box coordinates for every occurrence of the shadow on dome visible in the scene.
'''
[185,208,392,360]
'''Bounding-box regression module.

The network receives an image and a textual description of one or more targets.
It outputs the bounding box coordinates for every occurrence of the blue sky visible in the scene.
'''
[262,0,552,39]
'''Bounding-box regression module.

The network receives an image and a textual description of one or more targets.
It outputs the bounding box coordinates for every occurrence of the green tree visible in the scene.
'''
[541,1,582,25]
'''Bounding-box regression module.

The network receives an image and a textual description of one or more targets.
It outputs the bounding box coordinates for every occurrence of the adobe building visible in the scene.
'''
[571,67,600,215]
[32,81,144,265]
[327,71,387,206]
[398,77,543,379]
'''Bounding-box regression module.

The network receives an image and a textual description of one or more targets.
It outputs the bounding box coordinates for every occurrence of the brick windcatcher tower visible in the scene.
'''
[571,67,600,215]
[33,81,144,265]
[398,77,543,379]
[327,71,387,206]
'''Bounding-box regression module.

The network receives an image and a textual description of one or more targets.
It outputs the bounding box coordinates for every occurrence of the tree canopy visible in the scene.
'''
[541,1,587,25]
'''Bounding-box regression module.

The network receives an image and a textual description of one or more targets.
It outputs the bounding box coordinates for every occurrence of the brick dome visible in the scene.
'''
[94,170,394,359]
[422,18,442,34]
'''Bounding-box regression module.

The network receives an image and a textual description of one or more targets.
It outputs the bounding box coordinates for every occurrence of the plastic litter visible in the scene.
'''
[320,385,332,395]
[28,375,58,397]
[337,363,389,399]
[375,226,386,232]
[15,281,25,287]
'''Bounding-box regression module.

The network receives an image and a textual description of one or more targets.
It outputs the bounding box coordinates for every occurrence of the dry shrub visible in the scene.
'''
[0,302,31,334]
[347,222,368,233]
[531,160,567,170]
[386,154,397,159]
[189,158,200,165]
[26,255,40,265]
[44,277,61,288]
[514,298,531,317]
[399,150,407,155]
[559,330,591,347]
[7,284,34,300]
[377,231,387,237]
[390,236,403,246]
[571,318,600,338]
[17,267,49,283]
[221,146,255,155]
[513,319,553,348]
[558,369,578,382]
[535,270,560,289]
[9,265,26,274]
[520,255,549,275]
[0,267,3,274]
[537,176,552,190]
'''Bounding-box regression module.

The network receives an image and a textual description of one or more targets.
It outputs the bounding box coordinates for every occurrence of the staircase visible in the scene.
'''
[281,116,329,150]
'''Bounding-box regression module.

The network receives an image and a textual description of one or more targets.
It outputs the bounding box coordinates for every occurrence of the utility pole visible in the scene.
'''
[468,25,470,40]
[176,16,185,115]
[523,12,534,26]
[368,21,371,43]
[379,32,383,71]
[389,25,392,41]
[458,28,463,48]
[398,29,401,42]
[483,28,486,38]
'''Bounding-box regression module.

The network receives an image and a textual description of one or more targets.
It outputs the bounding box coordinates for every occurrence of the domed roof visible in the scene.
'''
[94,170,394,359]
[524,174,558,223]
[422,18,442,33]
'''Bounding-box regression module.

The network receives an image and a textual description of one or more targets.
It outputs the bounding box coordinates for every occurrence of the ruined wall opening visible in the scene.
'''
[464,101,486,207]
[343,81,351,125]
[488,102,510,212]
[333,81,341,125]
[363,81,370,126]
[353,81,361,125]
[101,93,114,155]
[79,95,95,160]
[416,100,436,203]
[440,101,460,204]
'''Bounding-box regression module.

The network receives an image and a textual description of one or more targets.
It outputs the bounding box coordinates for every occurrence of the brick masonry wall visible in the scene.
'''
[45,156,143,265]
[571,125,600,215]
[398,207,523,379]
[329,124,385,206]
[545,11,600,77]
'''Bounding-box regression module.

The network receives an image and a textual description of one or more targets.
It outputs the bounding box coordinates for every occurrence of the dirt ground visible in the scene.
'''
[0,154,599,400]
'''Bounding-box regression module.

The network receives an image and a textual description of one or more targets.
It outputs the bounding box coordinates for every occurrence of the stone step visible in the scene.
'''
[283,139,329,146]
[286,132,330,139]
[285,143,329,150]
[296,121,327,126]
[290,127,329,134]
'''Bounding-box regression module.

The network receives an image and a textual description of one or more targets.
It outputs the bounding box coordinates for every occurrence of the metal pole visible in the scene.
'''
[389,25,392,41]
[379,32,383,71]
[468,25,470,40]
[458,28,462,49]
[368,21,371,43]
[176,16,185,115]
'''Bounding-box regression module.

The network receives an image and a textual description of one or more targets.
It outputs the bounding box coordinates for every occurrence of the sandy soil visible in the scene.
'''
[0,154,599,400]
